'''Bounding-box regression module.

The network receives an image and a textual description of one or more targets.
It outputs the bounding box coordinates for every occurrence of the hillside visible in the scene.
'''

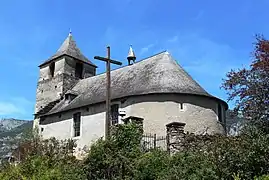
[0,119,33,159]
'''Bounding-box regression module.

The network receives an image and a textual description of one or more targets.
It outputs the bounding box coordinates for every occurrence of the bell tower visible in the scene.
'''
[34,31,97,126]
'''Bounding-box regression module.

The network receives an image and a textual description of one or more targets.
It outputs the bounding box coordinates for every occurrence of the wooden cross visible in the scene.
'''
[94,46,122,139]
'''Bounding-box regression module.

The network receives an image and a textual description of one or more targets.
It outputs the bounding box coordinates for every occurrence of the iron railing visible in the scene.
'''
[141,133,167,151]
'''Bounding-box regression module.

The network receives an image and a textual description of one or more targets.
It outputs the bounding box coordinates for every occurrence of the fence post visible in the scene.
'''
[166,133,170,154]
[153,134,156,149]
[166,122,186,154]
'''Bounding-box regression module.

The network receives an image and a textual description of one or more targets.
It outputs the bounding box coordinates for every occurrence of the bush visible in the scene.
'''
[83,123,143,179]
[134,149,170,180]
[0,130,86,180]
[1,122,269,179]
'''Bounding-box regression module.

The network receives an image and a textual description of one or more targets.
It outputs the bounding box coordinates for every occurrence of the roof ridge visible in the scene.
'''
[82,50,168,79]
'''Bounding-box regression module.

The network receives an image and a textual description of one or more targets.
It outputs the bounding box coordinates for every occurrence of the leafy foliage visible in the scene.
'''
[1,122,269,179]
[83,123,143,179]
[222,35,269,132]
[83,123,269,180]
[0,129,86,180]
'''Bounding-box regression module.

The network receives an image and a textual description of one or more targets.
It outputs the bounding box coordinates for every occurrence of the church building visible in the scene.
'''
[33,32,228,151]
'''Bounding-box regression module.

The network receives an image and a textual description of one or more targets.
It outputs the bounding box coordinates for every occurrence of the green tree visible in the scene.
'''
[222,35,269,132]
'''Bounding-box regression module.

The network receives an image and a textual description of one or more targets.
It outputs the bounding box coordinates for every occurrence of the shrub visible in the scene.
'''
[0,130,86,180]
[83,123,143,179]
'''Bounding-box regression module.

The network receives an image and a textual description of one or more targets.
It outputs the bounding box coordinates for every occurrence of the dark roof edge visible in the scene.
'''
[38,54,98,68]
[40,92,228,117]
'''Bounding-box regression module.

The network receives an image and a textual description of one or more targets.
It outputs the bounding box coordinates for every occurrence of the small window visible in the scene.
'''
[49,62,55,77]
[218,104,222,122]
[40,117,46,124]
[65,93,77,103]
[75,62,83,79]
[73,112,81,137]
[111,104,119,126]
[41,127,44,132]
[180,103,184,110]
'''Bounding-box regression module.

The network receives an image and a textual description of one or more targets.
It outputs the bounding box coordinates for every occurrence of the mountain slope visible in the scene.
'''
[0,119,33,159]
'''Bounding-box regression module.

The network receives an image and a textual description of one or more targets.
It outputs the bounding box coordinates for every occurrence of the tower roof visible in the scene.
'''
[127,45,136,59]
[39,32,97,67]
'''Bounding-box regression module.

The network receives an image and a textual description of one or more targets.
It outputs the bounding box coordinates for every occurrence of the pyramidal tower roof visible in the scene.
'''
[39,31,96,67]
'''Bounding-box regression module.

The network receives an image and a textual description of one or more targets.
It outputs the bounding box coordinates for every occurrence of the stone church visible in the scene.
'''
[33,32,228,151]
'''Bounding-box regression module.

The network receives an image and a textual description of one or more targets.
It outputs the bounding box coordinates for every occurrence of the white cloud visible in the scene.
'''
[140,43,155,55]
[166,32,246,78]
[167,35,178,43]
[165,32,249,101]
[0,97,34,119]
[0,102,25,115]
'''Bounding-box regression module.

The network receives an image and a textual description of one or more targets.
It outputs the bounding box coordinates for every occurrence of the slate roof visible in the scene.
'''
[43,51,228,116]
[39,33,97,67]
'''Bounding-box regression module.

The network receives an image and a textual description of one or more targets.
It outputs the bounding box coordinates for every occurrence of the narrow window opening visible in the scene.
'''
[86,107,89,112]
[75,62,83,79]
[218,104,222,122]
[55,85,57,89]
[73,112,81,137]
[180,103,184,110]
[111,104,119,126]
[49,62,55,77]
[41,127,44,132]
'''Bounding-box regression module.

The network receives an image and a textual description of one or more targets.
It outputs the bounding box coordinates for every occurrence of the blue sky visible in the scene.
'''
[0,0,268,120]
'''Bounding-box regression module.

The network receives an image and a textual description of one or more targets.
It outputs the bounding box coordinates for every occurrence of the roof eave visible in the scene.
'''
[40,92,229,117]
[38,54,98,68]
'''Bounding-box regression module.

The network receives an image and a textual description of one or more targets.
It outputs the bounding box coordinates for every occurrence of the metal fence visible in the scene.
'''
[141,133,167,152]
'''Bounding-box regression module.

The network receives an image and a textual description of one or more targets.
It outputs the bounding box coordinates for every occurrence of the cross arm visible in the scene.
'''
[94,56,122,66]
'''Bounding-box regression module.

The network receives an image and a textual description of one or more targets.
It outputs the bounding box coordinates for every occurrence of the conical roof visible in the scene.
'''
[39,32,96,67]
[44,51,228,116]
[127,45,136,59]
